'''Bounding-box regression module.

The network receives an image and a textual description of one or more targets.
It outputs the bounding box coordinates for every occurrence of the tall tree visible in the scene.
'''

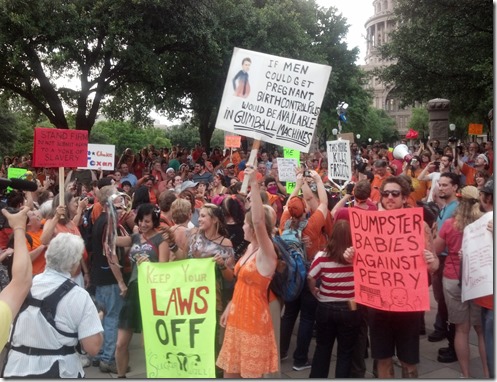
[0,0,210,131]
[377,0,493,122]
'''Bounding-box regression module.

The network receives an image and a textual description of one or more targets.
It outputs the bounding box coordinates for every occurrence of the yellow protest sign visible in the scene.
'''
[138,259,217,378]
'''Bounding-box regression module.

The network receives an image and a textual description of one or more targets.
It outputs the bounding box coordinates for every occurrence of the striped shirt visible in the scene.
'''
[308,251,354,302]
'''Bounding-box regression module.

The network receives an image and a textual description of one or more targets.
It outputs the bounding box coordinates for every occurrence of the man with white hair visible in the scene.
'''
[3,233,103,378]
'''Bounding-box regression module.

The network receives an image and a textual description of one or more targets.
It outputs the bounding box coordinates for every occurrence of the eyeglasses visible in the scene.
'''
[380,190,402,198]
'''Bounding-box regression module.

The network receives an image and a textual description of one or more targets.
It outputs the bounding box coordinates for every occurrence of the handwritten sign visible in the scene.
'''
[33,127,88,168]
[326,140,351,182]
[7,167,28,180]
[276,158,298,182]
[138,259,216,378]
[215,47,331,153]
[350,208,429,312]
[461,212,493,302]
[284,147,300,194]
[224,135,241,148]
[468,123,483,135]
[78,144,115,171]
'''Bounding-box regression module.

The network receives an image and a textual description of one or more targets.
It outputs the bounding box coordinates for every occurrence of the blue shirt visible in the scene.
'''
[437,199,458,256]
[121,173,138,187]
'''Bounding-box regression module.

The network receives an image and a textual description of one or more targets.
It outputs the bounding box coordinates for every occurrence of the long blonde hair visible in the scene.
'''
[453,197,482,231]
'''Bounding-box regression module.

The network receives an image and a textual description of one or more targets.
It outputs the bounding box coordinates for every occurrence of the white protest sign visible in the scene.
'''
[215,47,331,153]
[276,158,298,182]
[79,143,115,171]
[461,211,493,302]
[326,140,351,182]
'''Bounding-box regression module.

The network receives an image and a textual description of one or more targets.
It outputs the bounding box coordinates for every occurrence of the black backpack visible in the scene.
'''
[79,205,94,254]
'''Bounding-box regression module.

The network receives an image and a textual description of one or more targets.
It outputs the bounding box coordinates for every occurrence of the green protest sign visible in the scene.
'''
[283,147,300,195]
[138,259,217,378]
[7,167,29,192]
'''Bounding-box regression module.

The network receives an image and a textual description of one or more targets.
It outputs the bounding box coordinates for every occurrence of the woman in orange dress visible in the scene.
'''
[216,165,278,378]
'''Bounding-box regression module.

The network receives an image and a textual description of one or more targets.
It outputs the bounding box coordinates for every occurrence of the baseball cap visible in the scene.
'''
[180,180,198,192]
[166,167,175,173]
[227,163,235,168]
[481,179,494,194]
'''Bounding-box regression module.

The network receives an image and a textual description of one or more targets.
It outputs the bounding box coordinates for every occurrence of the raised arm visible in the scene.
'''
[0,207,32,330]
[245,166,277,278]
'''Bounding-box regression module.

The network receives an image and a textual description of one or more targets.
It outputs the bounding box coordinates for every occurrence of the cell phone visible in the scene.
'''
[434,161,440,168]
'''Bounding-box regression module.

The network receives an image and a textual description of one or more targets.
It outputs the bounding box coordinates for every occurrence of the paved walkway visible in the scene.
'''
[86,289,487,378]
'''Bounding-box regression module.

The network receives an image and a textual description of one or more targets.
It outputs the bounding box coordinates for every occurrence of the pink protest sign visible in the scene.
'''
[349,207,429,312]
[33,128,88,168]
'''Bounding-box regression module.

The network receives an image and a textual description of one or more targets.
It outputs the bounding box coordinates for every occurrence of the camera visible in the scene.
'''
[448,136,458,143]
[80,194,95,204]
[304,170,311,177]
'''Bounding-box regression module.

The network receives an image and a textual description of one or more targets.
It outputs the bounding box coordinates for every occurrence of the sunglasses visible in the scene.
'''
[380,190,402,198]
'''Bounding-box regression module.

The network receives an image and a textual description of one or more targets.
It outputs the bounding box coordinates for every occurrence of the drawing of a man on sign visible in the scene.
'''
[215,47,331,153]
[326,140,351,182]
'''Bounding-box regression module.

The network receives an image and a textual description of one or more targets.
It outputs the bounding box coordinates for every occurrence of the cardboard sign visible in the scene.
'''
[78,144,115,171]
[461,212,493,302]
[350,207,429,312]
[326,140,352,182]
[138,259,217,378]
[215,47,331,153]
[468,123,483,135]
[339,132,355,143]
[33,128,88,168]
[283,147,300,194]
[224,135,241,148]
[276,158,298,182]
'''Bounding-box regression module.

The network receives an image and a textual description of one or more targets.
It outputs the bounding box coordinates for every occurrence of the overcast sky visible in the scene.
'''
[318,0,374,63]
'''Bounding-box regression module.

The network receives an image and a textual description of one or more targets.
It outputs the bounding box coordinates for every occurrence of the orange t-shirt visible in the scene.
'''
[461,163,477,186]
[28,229,46,275]
[474,295,493,310]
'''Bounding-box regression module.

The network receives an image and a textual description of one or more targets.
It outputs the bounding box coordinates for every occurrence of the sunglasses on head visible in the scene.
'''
[381,190,402,198]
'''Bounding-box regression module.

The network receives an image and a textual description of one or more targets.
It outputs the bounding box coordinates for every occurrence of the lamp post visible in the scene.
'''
[332,128,338,138]
[449,123,457,144]
[368,138,372,143]
[356,134,361,142]
[336,101,348,134]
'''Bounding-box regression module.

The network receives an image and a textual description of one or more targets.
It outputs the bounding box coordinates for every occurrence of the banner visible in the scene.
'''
[283,147,300,194]
[461,212,493,302]
[32,127,88,168]
[79,143,115,171]
[138,259,217,378]
[326,140,351,182]
[350,208,429,312]
[215,47,331,153]
[224,135,241,148]
[276,158,298,182]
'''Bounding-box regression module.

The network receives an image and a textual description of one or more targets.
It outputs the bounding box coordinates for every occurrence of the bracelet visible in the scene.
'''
[169,244,178,252]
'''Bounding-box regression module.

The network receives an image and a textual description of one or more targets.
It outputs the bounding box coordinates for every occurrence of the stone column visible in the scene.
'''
[427,98,450,147]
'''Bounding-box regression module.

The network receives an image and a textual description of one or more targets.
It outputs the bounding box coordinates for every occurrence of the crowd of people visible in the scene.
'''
[0,136,493,378]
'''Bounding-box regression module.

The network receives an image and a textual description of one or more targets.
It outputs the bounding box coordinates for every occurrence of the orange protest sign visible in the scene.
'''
[224,135,241,148]
[468,123,483,135]
[349,207,429,312]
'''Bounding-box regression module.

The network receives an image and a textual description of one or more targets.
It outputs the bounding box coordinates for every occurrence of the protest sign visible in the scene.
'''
[461,211,493,302]
[284,147,300,194]
[339,132,355,143]
[138,259,217,378]
[276,158,298,182]
[350,207,429,312]
[326,140,351,182]
[224,135,241,148]
[32,127,88,168]
[79,143,115,171]
[7,167,28,180]
[468,123,483,135]
[215,47,331,153]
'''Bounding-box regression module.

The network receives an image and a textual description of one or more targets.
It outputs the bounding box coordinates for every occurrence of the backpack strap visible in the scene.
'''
[39,279,79,338]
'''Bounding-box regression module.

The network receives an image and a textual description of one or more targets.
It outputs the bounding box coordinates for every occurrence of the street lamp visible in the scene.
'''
[368,138,372,143]
[448,123,457,144]
[332,128,338,137]
[356,134,361,140]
